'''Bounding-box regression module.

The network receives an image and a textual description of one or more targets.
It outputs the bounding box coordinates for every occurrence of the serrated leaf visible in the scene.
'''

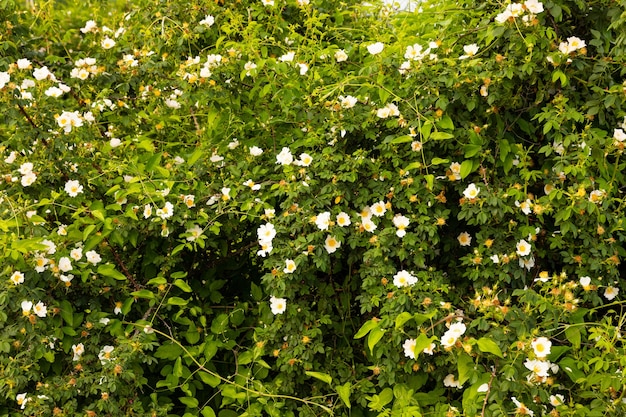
[476,337,504,358]
[305,371,332,385]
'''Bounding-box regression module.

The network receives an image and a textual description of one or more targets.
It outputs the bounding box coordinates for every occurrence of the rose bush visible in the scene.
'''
[1,0,626,415]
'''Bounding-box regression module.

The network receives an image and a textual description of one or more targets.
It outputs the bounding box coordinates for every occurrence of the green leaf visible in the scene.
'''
[389,135,413,144]
[413,310,437,326]
[476,337,504,358]
[395,312,413,329]
[97,264,127,281]
[131,289,155,299]
[460,160,474,179]
[354,319,379,339]
[59,300,74,327]
[173,279,192,293]
[457,353,475,386]
[430,131,454,140]
[437,115,455,130]
[431,157,449,165]
[210,314,229,334]
[198,371,221,388]
[464,144,482,158]
[305,371,332,385]
[167,296,188,306]
[179,397,199,408]
[565,326,581,349]
[250,282,263,301]
[367,327,386,354]
[413,333,436,358]
[336,383,351,408]
[201,407,217,417]
[155,342,184,360]
[173,357,183,377]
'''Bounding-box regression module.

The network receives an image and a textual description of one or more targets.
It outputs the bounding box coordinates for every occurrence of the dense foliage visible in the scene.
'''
[2,0,626,415]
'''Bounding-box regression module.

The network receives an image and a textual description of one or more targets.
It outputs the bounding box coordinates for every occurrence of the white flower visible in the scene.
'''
[283,259,297,274]
[72,343,85,361]
[298,153,313,166]
[334,49,348,62]
[21,300,33,315]
[16,393,28,410]
[261,0,274,6]
[269,296,287,314]
[457,232,472,246]
[443,374,462,388]
[339,95,358,109]
[490,254,500,264]
[315,212,332,230]
[336,212,351,227]
[19,162,34,175]
[249,146,264,156]
[524,0,544,14]
[41,239,57,254]
[34,301,47,317]
[45,86,64,98]
[512,397,534,416]
[525,358,550,377]
[16,58,32,69]
[403,338,417,359]
[579,276,591,290]
[33,66,53,80]
[186,224,204,241]
[519,256,535,270]
[516,239,532,257]
[297,62,309,75]
[460,44,479,59]
[393,270,418,288]
[64,180,84,197]
[0,71,10,89]
[278,51,295,62]
[86,250,102,265]
[11,271,25,285]
[80,20,98,33]
[276,147,294,165]
[367,42,384,55]
[463,183,480,199]
[370,201,387,217]
[448,322,467,337]
[531,337,552,357]
[156,202,174,219]
[614,128,626,142]
[70,247,83,261]
[21,172,37,187]
[549,394,564,406]
[423,343,436,355]
[604,286,619,301]
[392,214,410,238]
[257,223,277,243]
[101,37,116,49]
[362,218,377,233]
[143,204,152,219]
[98,345,115,364]
[59,257,73,272]
[199,14,215,26]
[477,383,489,393]
[324,235,341,254]
[515,199,533,215]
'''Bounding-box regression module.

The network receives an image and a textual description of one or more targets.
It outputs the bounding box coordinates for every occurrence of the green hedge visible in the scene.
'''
[1,0,626,415]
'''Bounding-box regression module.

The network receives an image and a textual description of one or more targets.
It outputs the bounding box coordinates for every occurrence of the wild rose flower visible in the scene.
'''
[393,270,418,288]
[367,42,384,55]
[269,296,286,314]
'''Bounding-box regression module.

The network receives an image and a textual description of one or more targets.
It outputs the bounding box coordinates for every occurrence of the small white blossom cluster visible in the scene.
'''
[70,57,99,80]
[558,36,586,55]
[495,0,544,24]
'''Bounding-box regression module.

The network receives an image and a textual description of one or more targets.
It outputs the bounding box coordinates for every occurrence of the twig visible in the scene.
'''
[481,367,496,416]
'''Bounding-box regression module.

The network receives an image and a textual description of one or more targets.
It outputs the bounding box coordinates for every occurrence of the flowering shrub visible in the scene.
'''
[2,0,626,415]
